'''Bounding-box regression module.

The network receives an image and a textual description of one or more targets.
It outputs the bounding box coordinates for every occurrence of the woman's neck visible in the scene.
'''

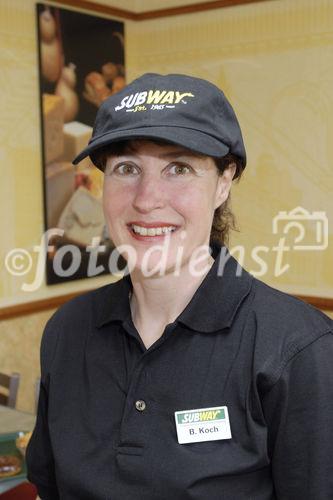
[129,255,215,348]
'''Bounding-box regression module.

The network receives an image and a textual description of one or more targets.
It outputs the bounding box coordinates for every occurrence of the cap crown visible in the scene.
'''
[73,73,246,167]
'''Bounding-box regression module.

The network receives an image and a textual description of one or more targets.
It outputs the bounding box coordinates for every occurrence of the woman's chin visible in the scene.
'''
[131,259,177,279]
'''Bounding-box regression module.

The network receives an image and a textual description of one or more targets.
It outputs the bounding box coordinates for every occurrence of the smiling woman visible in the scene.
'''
[96,139,243,247]
[101,140,236,278]
[26,73,333,500]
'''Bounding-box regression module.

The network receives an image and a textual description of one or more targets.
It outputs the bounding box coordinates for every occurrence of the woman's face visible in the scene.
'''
[103,140,235,277]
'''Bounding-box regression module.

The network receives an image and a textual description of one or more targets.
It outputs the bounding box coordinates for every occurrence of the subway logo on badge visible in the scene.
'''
[177,408,225,425]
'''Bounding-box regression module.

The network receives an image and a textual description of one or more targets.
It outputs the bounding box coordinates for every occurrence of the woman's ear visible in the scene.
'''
[214,163,236,209]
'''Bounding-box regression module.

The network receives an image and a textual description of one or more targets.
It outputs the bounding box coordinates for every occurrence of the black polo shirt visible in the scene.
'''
[26,247,333,500]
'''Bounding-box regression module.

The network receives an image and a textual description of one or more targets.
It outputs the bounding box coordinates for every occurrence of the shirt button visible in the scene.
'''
[135,400,146,412]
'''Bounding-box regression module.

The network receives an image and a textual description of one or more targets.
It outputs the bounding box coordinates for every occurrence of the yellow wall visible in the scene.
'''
[1,0,332,411]
[125,0,333,297]
[0,0,128,411]
[0,0,123,309]
[2,0,332,309]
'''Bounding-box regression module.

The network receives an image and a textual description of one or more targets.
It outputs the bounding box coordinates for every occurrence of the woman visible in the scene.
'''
[27,73,333,499]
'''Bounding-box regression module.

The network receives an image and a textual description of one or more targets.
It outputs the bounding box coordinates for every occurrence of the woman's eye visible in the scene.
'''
[114,163,139,175]
[168,163,192,175]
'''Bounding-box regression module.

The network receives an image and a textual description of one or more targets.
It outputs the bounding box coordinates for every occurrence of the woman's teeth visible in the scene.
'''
[131,225,176,236]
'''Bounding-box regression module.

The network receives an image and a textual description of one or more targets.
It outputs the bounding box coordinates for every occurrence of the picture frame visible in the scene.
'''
[36,2,126,284]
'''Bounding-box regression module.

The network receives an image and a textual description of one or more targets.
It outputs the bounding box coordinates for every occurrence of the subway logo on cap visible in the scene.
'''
[115,89,195,112]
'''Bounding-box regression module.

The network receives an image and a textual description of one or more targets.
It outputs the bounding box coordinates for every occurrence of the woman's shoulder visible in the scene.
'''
[251,277,332,334]
[41,279,126,350]
[48,280,120,326]
[247,277,332,386]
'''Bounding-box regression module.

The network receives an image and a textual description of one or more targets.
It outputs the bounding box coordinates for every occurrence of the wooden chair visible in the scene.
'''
[0,372,20,408]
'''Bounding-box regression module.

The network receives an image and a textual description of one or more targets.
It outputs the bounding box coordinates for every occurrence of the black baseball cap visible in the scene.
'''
[73,73,246,169]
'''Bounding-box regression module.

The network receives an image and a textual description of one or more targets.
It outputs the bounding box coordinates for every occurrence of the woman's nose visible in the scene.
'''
[132,175,166,213]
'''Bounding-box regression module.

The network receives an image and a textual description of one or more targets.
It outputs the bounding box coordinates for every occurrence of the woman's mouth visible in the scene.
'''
[128,223,178,238]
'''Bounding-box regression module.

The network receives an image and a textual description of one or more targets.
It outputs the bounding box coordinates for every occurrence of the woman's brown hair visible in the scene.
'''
[211,153,244,246]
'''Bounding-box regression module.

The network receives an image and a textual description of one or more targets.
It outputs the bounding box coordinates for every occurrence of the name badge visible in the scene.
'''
[174,405,232,444]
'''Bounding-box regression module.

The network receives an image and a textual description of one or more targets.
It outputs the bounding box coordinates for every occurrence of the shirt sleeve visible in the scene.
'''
[26,316,60,500]
[262,330,333,499]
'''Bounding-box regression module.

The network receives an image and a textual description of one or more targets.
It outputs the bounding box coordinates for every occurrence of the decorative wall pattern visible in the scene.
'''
[126,0,333,297]
[1,0,332,411]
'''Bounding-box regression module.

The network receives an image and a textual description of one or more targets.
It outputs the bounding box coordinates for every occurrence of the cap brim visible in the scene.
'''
[72,126,230,167]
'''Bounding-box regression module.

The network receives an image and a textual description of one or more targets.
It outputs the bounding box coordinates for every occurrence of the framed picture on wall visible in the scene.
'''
[36,2,126,284]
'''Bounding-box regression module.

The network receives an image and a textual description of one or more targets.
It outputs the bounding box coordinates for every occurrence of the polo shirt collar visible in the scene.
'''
[95,245,253,332]
[95,276,132,327]
[177,246,253,332]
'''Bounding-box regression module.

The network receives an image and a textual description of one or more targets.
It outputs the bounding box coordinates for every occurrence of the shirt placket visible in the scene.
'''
[117,322,176,449]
